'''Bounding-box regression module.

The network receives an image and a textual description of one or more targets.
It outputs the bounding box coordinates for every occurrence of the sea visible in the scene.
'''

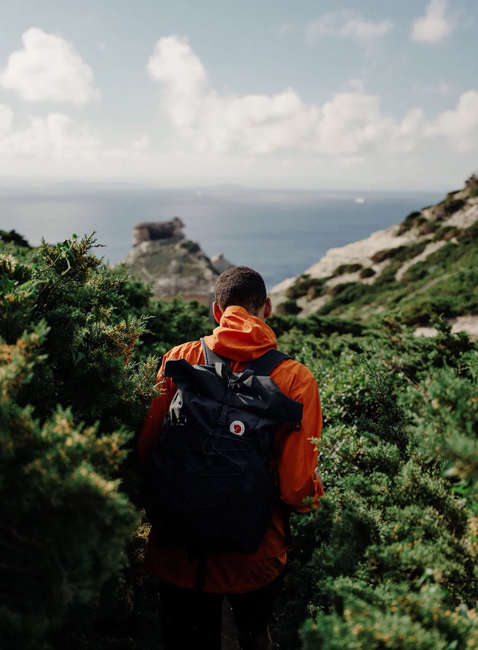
[0,186,444,288]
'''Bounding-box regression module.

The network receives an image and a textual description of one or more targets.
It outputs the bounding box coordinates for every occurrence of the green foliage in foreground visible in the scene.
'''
[1,234,477,649]
[0,235,209,649]
[0,325,137,649]
[274,322,478,649]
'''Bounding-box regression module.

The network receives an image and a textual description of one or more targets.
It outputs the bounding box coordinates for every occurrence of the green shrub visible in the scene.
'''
[442,197,466,216]
[371,242,427,265]
[0,331,138,649]
[396,211,425,236]
[318,283,369,315]
[373,262,401,287]
[180,239,200,254]
[276,298,301,315]
[274,328,478,649]
[400,299,452,326]
[0,234,211,649]
[402,261,429,283]
[458,220,478,243]
[332,263,363,277]
[286,275,328,301]
[433,225,461,241]
[360,267,376,278]
[419,220,440,235]
[0,229,31,247]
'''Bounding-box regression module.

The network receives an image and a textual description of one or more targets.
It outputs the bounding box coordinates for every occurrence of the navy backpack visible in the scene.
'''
[147,338,303,556]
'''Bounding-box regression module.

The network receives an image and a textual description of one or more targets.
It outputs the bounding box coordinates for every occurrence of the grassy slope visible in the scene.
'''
[323,232,478,325]
[280,178,478,327]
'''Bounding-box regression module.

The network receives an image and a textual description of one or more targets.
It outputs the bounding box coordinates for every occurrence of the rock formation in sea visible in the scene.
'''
[121,218,233,303]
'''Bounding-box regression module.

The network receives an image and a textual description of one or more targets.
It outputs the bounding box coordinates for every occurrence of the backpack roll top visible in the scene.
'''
[163,357,303,427]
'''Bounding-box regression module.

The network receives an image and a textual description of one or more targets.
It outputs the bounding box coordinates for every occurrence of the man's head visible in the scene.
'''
[213,266,272,322]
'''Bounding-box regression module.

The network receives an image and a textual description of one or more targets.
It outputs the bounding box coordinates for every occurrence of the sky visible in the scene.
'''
[0,0,477,191]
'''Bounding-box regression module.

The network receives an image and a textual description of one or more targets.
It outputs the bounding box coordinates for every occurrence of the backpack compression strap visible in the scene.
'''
[200,338,290,377]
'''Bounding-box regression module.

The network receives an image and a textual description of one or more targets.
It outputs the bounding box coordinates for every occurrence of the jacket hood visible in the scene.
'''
[204,305,277,362]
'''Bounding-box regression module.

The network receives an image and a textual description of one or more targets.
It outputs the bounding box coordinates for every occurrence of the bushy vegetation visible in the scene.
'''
[432,225,461,242]
[0,228,31,247]
[276,298,302,315]
[332,263,363,277]
[275,321,478,649]
[436,198,466,219]
[1,232,477,649]
[180,239,200,254]
[370,242,427,265]
[359,267,376,279]
[0,234,209,649]
[396,211,426,236]
[285,274,329,301]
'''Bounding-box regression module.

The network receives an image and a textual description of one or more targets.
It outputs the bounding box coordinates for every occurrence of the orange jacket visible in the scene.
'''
[138,305,323,593]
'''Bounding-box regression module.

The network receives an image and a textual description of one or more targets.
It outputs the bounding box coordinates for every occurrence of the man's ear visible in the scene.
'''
[264,297,272,319]
[212,301,223,324]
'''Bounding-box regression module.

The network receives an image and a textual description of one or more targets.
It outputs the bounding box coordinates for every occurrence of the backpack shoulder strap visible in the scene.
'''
[201,338,291,376]
[245,349,291,376]
[200,337,229,366]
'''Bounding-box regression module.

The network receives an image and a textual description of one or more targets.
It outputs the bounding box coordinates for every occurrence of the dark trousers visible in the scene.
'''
[159,573,284,650]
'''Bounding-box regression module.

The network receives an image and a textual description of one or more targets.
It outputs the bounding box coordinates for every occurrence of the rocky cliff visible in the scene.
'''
[271,174,478,335]
[121,218,233,303]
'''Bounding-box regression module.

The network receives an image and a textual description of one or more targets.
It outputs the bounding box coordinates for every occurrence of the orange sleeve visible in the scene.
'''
[278,365,324,512]
[137,351,177,466]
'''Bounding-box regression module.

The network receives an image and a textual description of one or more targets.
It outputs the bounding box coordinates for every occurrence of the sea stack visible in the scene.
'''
[121,218,233,303]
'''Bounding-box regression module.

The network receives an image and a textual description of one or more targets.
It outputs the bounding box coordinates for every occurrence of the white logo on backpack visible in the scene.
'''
[230,420,245,436]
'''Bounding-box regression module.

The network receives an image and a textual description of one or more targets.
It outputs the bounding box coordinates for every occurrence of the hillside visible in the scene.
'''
[272,175,478,334]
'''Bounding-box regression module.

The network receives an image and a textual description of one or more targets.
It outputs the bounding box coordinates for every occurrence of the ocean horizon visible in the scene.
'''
[1,186,444,288]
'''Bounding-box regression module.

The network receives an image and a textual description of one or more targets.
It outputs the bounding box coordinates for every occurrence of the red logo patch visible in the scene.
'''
[230,420,245,436]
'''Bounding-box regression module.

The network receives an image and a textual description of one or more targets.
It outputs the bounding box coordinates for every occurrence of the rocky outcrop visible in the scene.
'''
[121,218,233,303]
[133,217,185,247]
[210,254,233,274]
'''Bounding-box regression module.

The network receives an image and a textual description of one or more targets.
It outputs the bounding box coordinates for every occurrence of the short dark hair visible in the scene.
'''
[214,266,267,314]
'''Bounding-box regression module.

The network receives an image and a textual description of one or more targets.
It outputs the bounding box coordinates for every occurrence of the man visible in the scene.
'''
[138,266,323,650]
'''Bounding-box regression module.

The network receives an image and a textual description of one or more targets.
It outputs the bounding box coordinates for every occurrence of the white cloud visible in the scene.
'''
[0,112,100,157]
[0,104,14,137]
[277,24,292,38]
[390,108,427,153]
[411,0,454,44]
[0,28,97,104]
[314,93,393,155]
[306,11,393,44]
[426,91,478,151]
[131,134,150,151]
[0,34,475,189]
[0,108,161,184]
[148,36,478,161]
[346,78,365,93]
[148,36,206,97]
[148,36,317,154]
